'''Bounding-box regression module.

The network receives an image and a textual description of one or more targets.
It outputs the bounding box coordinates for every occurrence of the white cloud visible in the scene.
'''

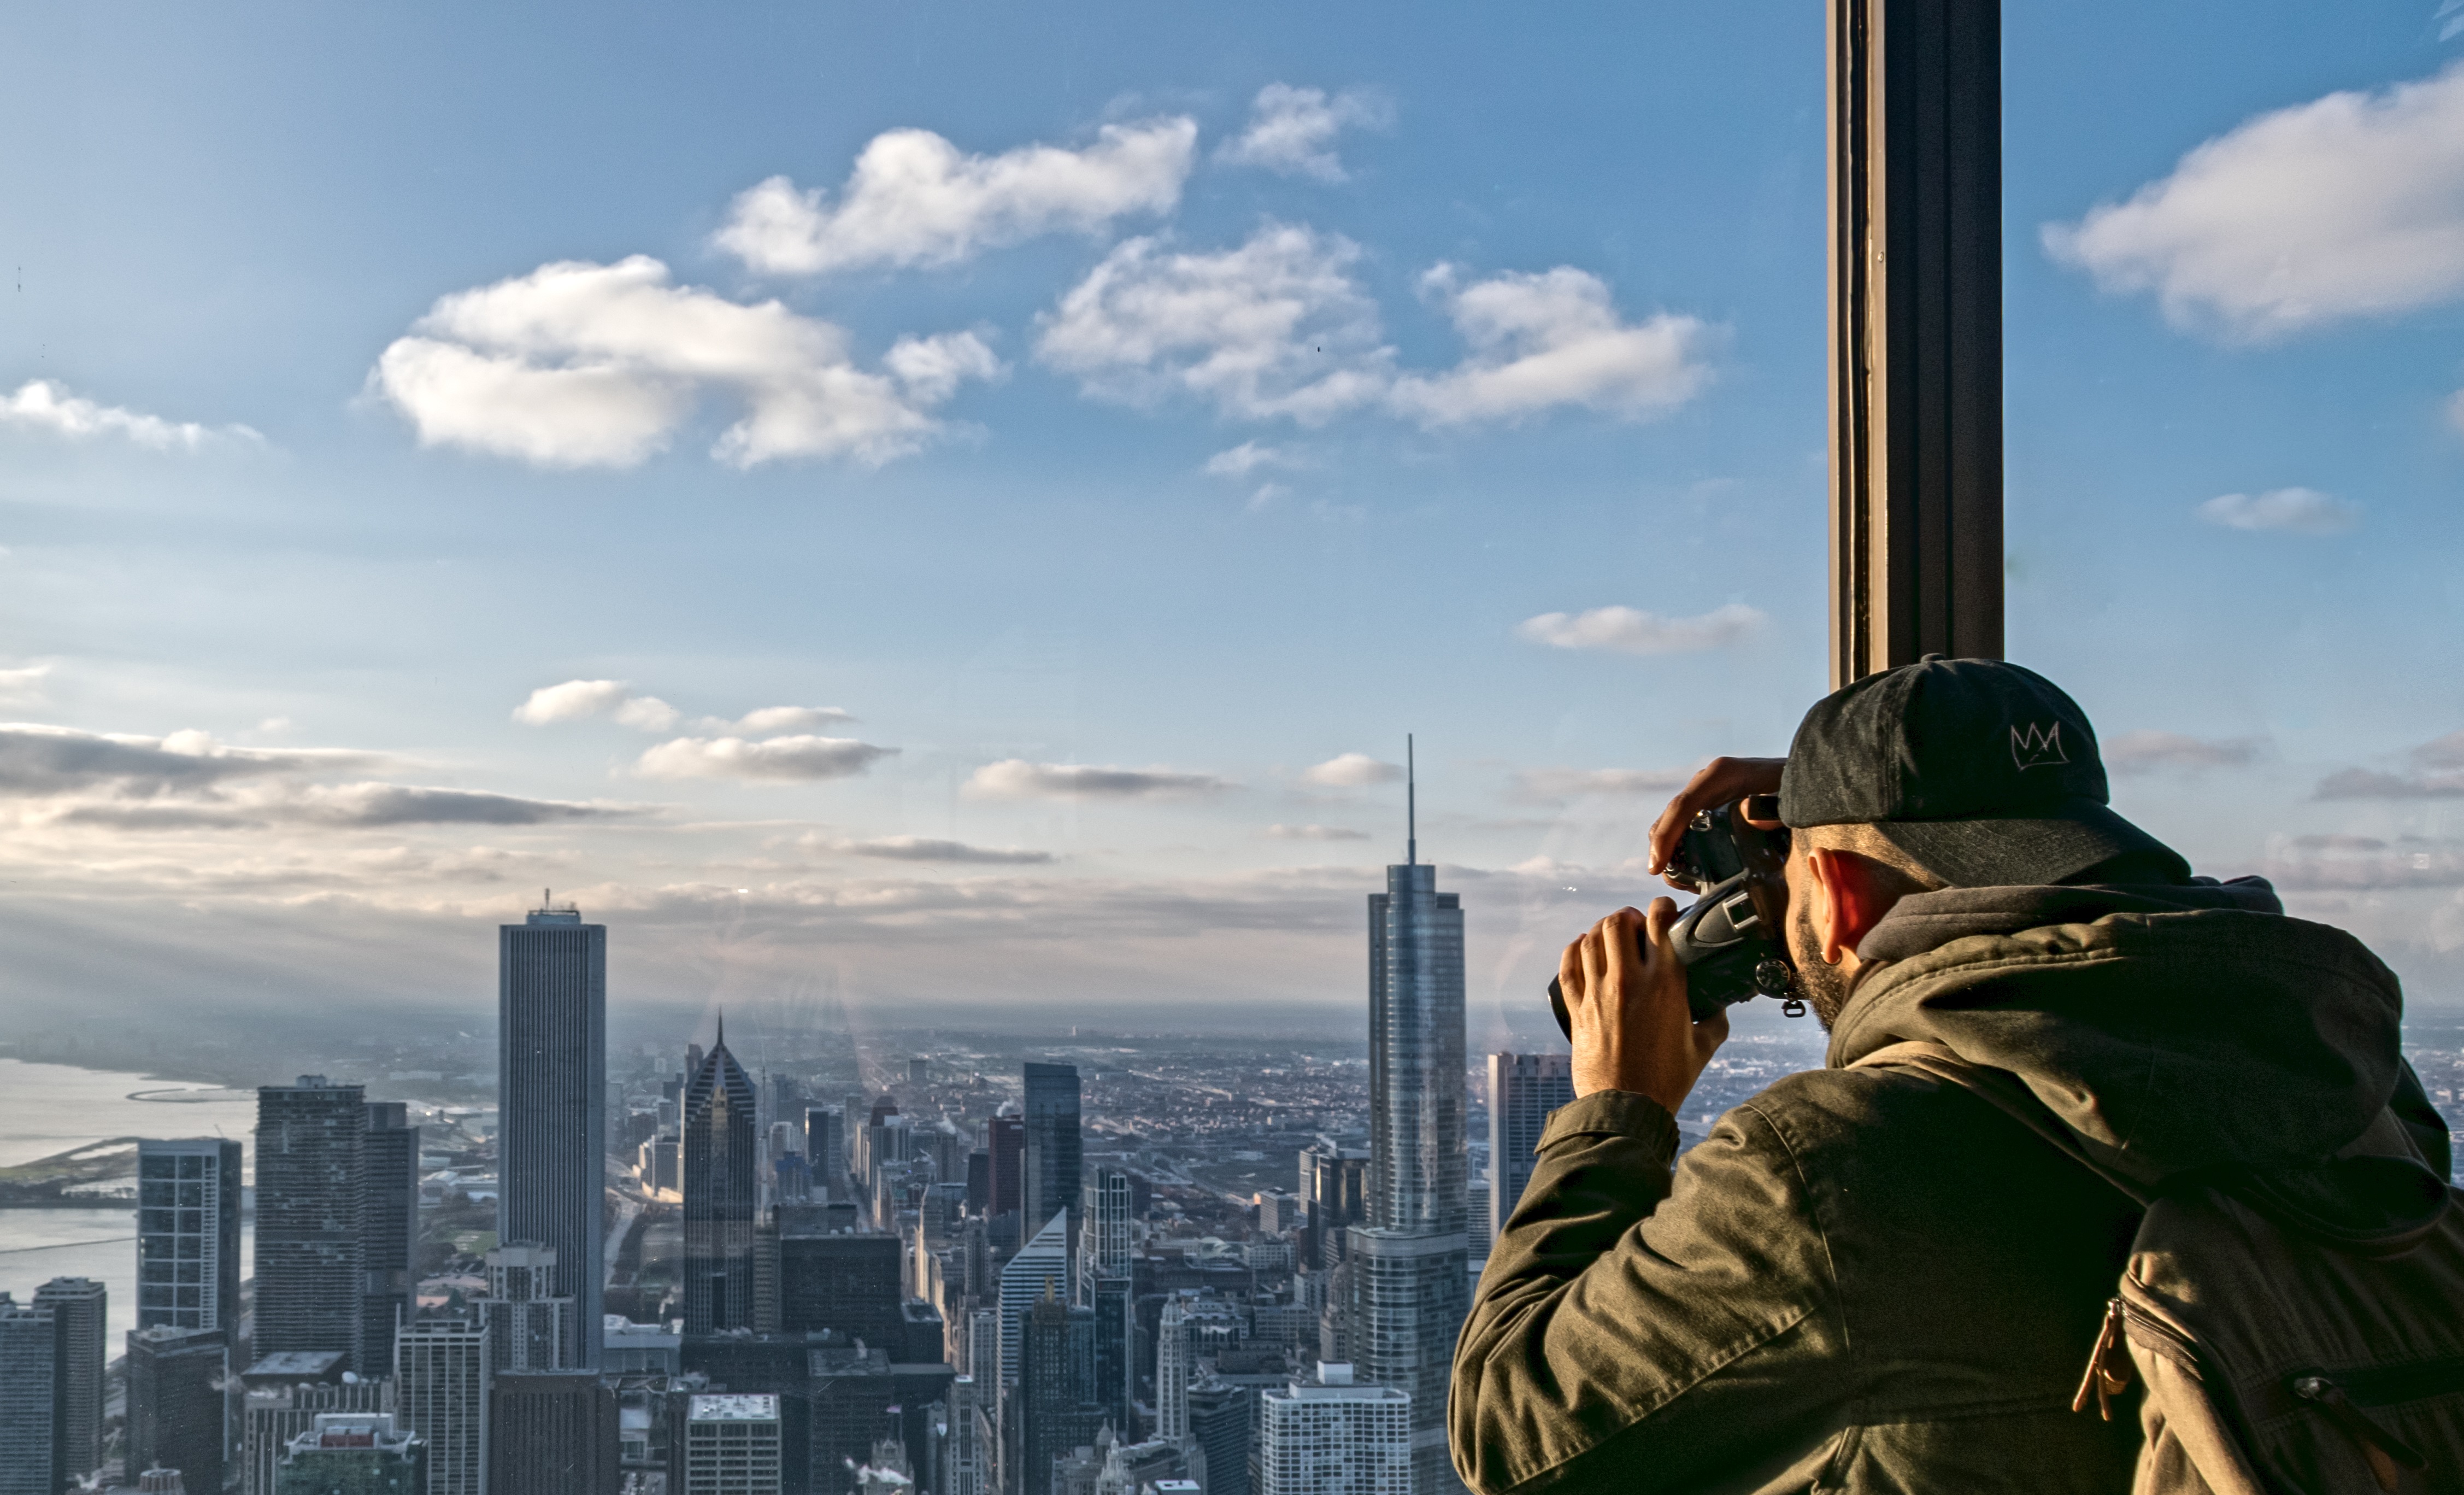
[1216,84,1391,183]
[1513,766,1692,799]
[1302,752,1402,787]
[374,256,1000,469]
[696,706,856,736]
[2448,387,2464,435]
[711,118,1197,275]
[1514,603,1766,655]
[830,835,1055,865]
[0,666,50,706]
[1035,225,1393,424]
[2197,487,2360,533]
[2102,730,2260,773]
[2043,62,2464,341]
[1389,266,1716,426]
[513,679,680,730]
[0,724,375,798]
[1264,823,1369,841]
[633,735,897,783]
[962,759,1233,800]
[0,380,261,451]
[1204,439,1286,477]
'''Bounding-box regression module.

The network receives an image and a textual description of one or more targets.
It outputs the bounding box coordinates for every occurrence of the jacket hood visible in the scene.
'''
[1828,878,2448,1235]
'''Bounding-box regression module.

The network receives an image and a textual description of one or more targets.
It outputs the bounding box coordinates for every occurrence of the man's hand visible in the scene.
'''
[1562,901,1730,1111]
[1647,755,1787,878]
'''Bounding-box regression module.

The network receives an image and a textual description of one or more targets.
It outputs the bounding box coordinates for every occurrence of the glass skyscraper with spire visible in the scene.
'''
[1352,740,1469,1495]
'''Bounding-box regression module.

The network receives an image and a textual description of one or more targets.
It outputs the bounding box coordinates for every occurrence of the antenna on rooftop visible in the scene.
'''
[1407,734,1417,866]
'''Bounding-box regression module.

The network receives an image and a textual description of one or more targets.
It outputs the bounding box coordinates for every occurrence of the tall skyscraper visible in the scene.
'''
[987,1113,1024,1244]
[1485,1053,1574,1247]
[0,1294,64,1495]
[138,1139,244,1335]
[396,1311,490,1495]
[1296,1145,1367,1270]
[1021,1063,1081,1255]
[256,1077,369,1369]
[682,1024,758,1336]
[997,1210,1070,1382]
[1018,1288,1100,1495]
[363,1102,421,1373]
[1186,1375,1252,1495]
[1257,1364,1410,1495]
[481,1242,573,1373]
[1354,741,1470,1495]
[33,1279,104,1482]
[804,1104,847,1191]
[127,1324,228,1495]
[1153,1299,1192,1446]
[499,900,608,1369]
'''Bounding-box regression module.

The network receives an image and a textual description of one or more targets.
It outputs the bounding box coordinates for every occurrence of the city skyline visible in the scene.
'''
[6,4,2464,1042]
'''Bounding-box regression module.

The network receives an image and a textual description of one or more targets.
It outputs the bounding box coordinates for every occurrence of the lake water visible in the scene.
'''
[0,1057,260,1344]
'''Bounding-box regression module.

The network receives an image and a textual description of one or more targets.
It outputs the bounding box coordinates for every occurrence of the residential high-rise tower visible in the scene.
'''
[33,1279,105,1482]
[499,899,608,1369]
[1485,1053,1573,1248]
[1353,740,1469,1495]
[0,1294,65,1495]
[256,1077,368,1368]
[137,1139,244,1335]
[362,1101,420,1373]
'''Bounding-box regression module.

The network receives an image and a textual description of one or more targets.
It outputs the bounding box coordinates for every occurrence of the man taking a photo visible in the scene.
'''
[1452,655,2450,1492]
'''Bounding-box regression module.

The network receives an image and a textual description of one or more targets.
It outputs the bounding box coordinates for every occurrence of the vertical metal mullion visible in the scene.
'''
[1829,0,2003,689]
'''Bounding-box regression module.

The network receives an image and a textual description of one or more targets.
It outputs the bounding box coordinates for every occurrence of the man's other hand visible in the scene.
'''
[1647,755,1787,879]
[1562,901,1730,1110]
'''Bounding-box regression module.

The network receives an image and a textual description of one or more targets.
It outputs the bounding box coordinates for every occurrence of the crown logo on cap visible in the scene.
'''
[2010,721,2068,771]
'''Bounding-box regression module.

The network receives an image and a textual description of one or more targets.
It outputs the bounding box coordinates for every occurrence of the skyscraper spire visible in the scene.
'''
[1406,734,1417,866]
[715,1010,725,1050]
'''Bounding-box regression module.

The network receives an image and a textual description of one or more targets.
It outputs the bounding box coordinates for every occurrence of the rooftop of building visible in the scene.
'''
[689,1393,780,1421]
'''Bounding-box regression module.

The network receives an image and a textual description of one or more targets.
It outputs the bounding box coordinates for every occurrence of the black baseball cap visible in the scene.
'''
[1777,655,2187,887]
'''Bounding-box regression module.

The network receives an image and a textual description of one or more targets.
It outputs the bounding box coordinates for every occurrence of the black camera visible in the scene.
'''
[1547,796,1798,1038]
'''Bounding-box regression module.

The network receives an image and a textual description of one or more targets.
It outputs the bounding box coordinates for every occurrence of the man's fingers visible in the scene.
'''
[1648,755,1787,873]
[1640,895,1679,954]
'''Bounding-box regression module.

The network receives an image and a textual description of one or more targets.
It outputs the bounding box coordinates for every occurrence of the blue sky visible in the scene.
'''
[3,2,2463,1048]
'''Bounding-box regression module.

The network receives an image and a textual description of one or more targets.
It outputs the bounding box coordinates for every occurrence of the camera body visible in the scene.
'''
[1548,798,1797,1037]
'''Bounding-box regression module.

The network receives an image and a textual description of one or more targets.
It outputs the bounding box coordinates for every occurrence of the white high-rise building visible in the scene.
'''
[1351,740,1471,1495]
[395,1312,489,1495]
[684,1394,781,1495]
[136,1140,243,1335]
[1486,1053,1574,1247]
[480,1242,571,1373]
[1154,1299,1191,1444]
[1258,1364,1412,1495]
[995,1209,1068,1382]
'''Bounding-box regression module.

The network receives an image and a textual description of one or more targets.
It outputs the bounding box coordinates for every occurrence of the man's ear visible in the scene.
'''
[1805,847,1900,964]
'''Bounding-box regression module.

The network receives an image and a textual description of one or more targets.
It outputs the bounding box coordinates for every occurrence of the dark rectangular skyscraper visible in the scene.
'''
[362,1102,420,1373]
[137,1139,243,1335]
[500,901,608,1369]
[126,1323,228,1495]
[256,1076,368,1369]
[0,1295,64,1495]
[683,1028,758,1336]
[1021,1062,1081,1242]
[32,1279,104,1483]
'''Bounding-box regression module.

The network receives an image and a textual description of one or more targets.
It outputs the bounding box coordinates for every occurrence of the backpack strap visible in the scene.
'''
[1848,1040,2154,1205]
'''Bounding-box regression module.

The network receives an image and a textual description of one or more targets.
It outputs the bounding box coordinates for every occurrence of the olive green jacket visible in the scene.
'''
[1453,880,2438,1493]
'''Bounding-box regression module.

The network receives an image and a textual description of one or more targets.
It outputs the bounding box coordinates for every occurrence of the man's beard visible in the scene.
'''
[1787,907,1853,1030]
